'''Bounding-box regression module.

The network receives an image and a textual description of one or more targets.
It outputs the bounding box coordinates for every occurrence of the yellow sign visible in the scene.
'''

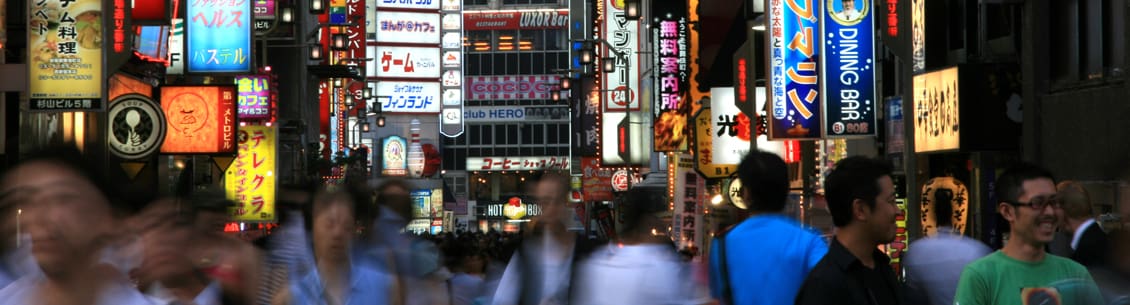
[693,107,737,178]
[27,0,104,111]
[913,67,960,153]
[225,125,277,222]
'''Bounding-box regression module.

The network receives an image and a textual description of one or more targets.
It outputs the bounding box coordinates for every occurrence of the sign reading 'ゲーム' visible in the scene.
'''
[26,0,104,111]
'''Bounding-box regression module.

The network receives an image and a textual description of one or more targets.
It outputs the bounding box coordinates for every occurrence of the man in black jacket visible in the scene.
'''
[795,156,902,305]
[1056,181,1108,267]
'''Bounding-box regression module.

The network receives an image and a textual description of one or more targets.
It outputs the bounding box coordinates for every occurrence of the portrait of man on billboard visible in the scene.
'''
[835,0,863,22]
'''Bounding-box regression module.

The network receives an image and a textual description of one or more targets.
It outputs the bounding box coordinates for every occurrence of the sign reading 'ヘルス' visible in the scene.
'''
[821,0,877,137]
[108,95,167,160]
[186,0,252,73]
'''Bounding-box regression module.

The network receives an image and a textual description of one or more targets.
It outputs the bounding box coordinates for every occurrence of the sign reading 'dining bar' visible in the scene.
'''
[377,0,439,10]
[375,46,441,78]
[376,11,440,44]
[821,0,877,137]
[467,156,570,171]
[377,81,441,113]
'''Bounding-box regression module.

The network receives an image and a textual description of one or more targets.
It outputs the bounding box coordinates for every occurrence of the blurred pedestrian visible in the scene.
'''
[0,145,154,304]
[953,163,1104,305]
[1056,181,1109,267]
[490,172,597,305]
[572,187,711,305]
[903,205,991,305]
[709,151,828,305]
[187,189,262,305]
[795,156,902,305]
[132,198,223,305]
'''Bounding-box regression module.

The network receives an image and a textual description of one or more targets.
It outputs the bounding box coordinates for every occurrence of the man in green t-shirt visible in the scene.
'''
[953,163,1105,305]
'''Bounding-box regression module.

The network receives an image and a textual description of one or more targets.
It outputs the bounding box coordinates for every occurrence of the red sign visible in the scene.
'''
[737,58,748,103]
[581,157,614,201]
[886,0,899,37]
[611,170,630,192]
[466,75,560,101]
[113,0,127,53]
[467,156,569,171]
[159,86,238,154]
[132,0,169,24]
[463,10,568,31]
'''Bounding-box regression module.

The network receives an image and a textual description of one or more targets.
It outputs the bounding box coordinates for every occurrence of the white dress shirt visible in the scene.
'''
[1071,218,1098,250]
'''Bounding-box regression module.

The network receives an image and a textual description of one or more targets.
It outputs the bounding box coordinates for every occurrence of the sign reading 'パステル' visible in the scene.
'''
[186,0,252,73]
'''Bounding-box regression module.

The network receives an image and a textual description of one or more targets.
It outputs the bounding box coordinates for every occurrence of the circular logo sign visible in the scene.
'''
[611,170,631,192]
[503,197,526,220]
[108,94,166,160]
[832,122,845,134]
[728,178,747,210]
[827,0,869,26]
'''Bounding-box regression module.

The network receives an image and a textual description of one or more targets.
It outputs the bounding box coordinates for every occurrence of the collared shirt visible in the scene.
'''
[795,238,902,305]
[1070,218,1097,250]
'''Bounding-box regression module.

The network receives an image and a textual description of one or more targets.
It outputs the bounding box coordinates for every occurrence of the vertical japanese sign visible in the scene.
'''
[671,154,699,250]
[159,85,238,153]
[26,0,104,111]
[225,125,277,222]
[911,0,924,73]
[599,0,647,165]
[330,0,346,24]
[651,2,689,152]
[186,0,251,73]
[439,0,463,137]
[821,0,876,137]
[709,87,750,165]
[887,198,908,276]
[235,75,270,120]
[766,0,822,139]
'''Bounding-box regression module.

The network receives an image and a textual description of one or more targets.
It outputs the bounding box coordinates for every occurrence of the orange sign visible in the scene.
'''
[159,85,237,153]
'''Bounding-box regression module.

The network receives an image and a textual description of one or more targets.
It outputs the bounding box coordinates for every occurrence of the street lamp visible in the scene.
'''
[332,33,348,51]
[362,87,372,99]
[560,77,571,90]
[309,44,323,61]
[625,0,641,20]
[310,0,325,14]
[376,116,386,127]
[602,57,616,73]
[281,6,294,23]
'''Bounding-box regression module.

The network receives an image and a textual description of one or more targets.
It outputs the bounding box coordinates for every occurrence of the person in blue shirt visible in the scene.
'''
[708,151,829,305]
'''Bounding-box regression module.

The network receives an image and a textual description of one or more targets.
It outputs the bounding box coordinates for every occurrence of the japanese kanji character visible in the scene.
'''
[717,115,738,137]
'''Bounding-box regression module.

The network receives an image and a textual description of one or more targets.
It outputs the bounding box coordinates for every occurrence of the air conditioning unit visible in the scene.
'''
[307,65,364,80]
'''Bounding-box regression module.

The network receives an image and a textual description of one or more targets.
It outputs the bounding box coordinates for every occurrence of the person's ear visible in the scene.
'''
[852,198,870,222]
[998,202,1016,222]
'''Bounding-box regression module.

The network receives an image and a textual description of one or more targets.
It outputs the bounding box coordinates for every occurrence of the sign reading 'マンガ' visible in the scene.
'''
[186,0,252,73]
[26,0,104,111]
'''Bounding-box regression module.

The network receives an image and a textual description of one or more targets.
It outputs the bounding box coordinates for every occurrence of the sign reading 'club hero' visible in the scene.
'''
[375,46,441,78]
[376,11,440,44]
[377,81,441,113]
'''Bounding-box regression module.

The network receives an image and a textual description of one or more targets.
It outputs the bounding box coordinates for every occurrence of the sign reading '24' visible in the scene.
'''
[378,0,440,10]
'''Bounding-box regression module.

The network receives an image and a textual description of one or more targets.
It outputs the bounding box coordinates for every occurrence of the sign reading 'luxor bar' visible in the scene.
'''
[463,9,569,31]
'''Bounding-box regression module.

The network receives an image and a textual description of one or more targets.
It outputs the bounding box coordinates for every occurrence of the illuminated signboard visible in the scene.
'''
[168,19,185,75]
[186,0,252,73]
[709,87,750,165]
[463,106,568,122]
[463,9,569,31]
[443,51,460,67]
[603,0,640,112]
[599,0,647,165]
[651,8,689,152]
[912,67,958,153]
[107,94,166,160]
[382,136,408,176]
[466,156,570,171]
[159,85,238,154]
[235,75,271,120]
[411,189,433,219]
[440,2,463,137]
[912,0,924,73]
[375,11,440,44]
[26,0,104,111]
[376,81,441,113]
[821,0,877,137]
[378,0,440,10]
[225,125,277,222]
[767,0,822,139]
[375,46,441,78]
[466,75,559,101]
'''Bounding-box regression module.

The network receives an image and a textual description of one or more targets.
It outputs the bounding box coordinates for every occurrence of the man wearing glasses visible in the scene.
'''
[953,163,1104,305]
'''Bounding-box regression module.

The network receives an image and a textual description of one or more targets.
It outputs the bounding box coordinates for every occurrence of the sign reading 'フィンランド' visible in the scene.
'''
[26,0,104,111]
[187,0,252,73]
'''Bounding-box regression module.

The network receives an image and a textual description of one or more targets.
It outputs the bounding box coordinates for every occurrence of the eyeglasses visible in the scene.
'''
[1006,195,1061,210]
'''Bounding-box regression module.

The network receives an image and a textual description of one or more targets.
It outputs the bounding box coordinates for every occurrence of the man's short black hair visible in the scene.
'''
[825,156,893,227]
[736,151,789,212]
[995,162,1056,204]
[619,187,668,234]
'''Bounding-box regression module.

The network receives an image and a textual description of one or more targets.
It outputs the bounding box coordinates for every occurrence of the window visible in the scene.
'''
[532,124,545,144]
[507,125,519,144]
[558,123,569,142]
[547,124,559,144]
[495,125,507,145]
[469,125,481,145]
[1049,0,1125,84]
[481,125,493,144]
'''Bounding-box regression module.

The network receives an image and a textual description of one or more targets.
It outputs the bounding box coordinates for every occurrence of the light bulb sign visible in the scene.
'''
[186,0,252,73]
[767,0,822,139]
[821,0,877,137]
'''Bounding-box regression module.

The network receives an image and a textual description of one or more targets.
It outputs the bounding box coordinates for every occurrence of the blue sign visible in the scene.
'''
[187,0,252,73]
[767,0,822,139]
[822,0,877,137]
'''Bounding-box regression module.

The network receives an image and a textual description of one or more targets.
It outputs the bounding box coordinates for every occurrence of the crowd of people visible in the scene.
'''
[0,144,1126,305]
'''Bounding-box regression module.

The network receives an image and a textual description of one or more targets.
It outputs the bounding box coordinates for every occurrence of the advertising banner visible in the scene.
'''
[912,0,925,73]
[376,81,441,113]
[709,87,751,166]
[377,0,439,10]
[466,75,559,101]
[463,9,569,31]
[651,1,689,152]
[885,96,904,154]
[375,11,440,44]
[26,0,104,111]
[580,157,614,201]
[912,67,958,153]
[466,156,570,171]
[186,0,251,73]
[159,86,238,154]
[235,75,271,120]
[381,136,408,176]
[821,0,877,137]
[375,46,440,78]
[767,0,822,139]
[168,18,185,75]
[411,189,433,219]
[225,125,277,222]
